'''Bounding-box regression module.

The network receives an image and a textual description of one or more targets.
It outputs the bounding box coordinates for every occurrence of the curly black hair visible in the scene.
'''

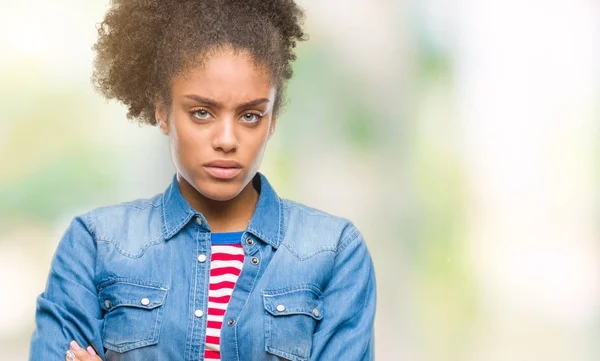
[92,0,307,125]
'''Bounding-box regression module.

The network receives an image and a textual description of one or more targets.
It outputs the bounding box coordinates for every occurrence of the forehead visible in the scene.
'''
[172,48,274,100]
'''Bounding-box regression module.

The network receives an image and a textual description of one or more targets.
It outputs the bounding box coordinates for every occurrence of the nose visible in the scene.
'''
[211,117,239,153]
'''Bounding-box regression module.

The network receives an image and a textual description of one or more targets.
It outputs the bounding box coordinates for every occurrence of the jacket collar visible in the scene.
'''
[160,172,283,249]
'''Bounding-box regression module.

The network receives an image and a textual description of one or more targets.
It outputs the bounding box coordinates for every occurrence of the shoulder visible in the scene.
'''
[79,194,164,246]
[279,198,363,258]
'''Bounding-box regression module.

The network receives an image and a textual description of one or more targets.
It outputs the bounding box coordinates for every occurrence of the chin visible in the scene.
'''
[197,181,245,202]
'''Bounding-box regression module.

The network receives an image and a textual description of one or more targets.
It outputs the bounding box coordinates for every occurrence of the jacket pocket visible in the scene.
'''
[263,286,324,361]
[98,281,168,353]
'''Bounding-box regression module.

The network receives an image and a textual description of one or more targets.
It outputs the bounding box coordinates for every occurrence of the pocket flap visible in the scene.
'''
[99,282,167,311]
[263,287,324,320]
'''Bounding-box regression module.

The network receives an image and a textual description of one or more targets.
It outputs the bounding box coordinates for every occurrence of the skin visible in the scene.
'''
[66,341,98,361]
[157,46,277,233]
[64,46,278,361]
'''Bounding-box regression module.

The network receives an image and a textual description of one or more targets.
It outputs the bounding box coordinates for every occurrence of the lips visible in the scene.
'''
[203,160,242,180]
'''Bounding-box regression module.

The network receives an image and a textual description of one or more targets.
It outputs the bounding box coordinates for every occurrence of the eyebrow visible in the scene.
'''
[183,94,270,109]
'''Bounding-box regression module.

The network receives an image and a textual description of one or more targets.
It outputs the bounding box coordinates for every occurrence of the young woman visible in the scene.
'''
[29,1,376,360]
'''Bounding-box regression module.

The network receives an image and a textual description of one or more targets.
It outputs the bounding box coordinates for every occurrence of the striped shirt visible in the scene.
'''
[204,231,245,361]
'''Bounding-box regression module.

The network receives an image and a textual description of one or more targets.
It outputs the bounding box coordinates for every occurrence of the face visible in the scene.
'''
[156,47,277,202]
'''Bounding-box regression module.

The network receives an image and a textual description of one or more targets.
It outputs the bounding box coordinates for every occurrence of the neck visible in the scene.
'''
[177,175,259,233]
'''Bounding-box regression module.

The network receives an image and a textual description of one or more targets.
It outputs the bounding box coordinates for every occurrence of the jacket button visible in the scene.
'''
[198,254,207,263]
[194,310,204,318]
[141,298,150,306]
[250,257,259,265]
[227,318,236,326]
[195,217,203,226]
[104,299,111,309]
[246,237,254,246]
[312,308,320,317]
[276,305,286,312]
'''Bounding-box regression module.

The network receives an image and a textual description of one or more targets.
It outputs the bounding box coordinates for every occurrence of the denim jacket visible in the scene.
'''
[29,173,376,361]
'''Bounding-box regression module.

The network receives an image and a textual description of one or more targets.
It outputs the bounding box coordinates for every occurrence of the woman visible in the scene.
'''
[29,1,376,360]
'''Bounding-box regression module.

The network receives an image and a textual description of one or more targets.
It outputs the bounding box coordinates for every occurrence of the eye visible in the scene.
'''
[191,109,211,120]
[240,112,263,124]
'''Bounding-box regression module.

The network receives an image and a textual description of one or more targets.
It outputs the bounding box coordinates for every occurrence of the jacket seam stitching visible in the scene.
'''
[277,197,283,247]
[97,278,169,291]
[281,242,336,260]
[121,202,160,211]
[95,236,164,259]
[336,227,360,254]
[281,201,327,216]
[262,285,323,298]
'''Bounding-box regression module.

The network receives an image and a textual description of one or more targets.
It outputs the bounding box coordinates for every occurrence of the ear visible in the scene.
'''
[155,100,169,135]
[268,114,277,139]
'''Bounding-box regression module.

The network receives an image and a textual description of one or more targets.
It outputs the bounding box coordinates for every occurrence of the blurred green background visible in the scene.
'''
[1,0,599,360]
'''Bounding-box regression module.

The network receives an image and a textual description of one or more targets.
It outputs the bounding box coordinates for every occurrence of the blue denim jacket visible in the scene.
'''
[29,173,376,361]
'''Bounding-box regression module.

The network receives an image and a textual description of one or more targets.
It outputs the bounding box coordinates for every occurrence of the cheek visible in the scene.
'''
[244,126,269,153]
[178,131,205,159]
[169,118,202,162]
[248,126,271,160]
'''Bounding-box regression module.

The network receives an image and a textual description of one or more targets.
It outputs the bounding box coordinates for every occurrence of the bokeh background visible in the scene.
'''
[1,0,599,360]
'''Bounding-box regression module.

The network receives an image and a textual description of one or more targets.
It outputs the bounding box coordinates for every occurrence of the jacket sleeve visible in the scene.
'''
[29,215,106,361]
[310,226,377,360]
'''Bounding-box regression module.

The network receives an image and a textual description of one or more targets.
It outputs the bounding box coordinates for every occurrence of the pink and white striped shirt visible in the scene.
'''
[204,232,245,361]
